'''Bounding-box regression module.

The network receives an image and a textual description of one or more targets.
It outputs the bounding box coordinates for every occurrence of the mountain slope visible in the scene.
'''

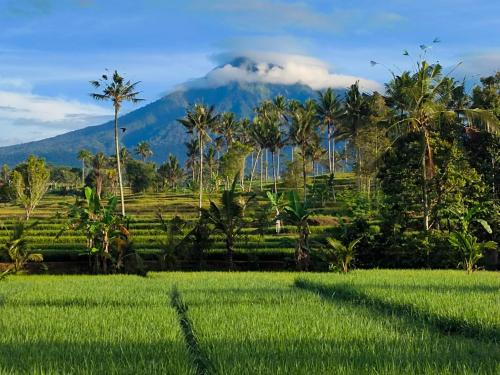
[0,81,323,167]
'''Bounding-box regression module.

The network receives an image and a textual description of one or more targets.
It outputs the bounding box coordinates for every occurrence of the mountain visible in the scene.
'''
[0,57,345,167]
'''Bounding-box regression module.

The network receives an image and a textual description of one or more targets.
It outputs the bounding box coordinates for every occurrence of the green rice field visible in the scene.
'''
[1,270,498,374]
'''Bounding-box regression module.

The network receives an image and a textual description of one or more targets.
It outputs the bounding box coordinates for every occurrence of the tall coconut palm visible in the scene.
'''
[90,70,143,216]
[159,154,184,190]
[135,141,153,162]
[288,99,320,201]
[77,149,92,186]
[178,104,219,210]
[185,138,199,183]
[215,112,241,151]
[254,100,284,194]
[91,152,107,199]
[342,82,371,189]
[316,88,345,173]
[204,145,218,179]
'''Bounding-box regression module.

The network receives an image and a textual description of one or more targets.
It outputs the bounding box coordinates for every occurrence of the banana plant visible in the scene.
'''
[449,232,496,274]
[448,206,497,273]
[1,220,44,279]
[321,237,362,273]
[279,191,313,270]
[266,191,286,234]
[201,174,254,270]
[59,187,128,273]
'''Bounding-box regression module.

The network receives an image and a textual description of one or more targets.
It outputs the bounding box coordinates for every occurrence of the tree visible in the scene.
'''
[2,164,10,183]
[158,154,184,190]
[316,88,345,173]
[201,174,253,269]
[135,141,153,162]
[90,152,107,199]
[60,187,129,273]
[11,155,50,220]
[279,191,313,270]
[125,159,157,193]
[381,53,498,230]
[1,220,44,279]
[77,149,93,186]
[218,142,252,189]
[185,138,199,184]
[288,99,320,201]
[215,112,241,150]
[178,104,219,210]
[90,70,144,216]
[342,82,370,190]
[254,100,286,194]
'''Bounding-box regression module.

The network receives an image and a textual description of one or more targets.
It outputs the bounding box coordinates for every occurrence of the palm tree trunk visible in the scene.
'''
[277,149,280,180]
[327,124,332,173]
[265,150,269,182]
[344,140,348,172]
[249,148,261,192]
[114,106,126,216]
[422,139,430,231]
[226,237,234,270]
[302,151,307,202]
[81,160,85,186]
[271,151,277,194]
[199,132,203,211]
[332,137,336,174]
[260,152,263,191]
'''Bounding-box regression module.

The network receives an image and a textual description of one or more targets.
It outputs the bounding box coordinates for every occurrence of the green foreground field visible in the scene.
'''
[0,270,498,374]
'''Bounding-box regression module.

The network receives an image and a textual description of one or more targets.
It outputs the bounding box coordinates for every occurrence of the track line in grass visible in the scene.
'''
[170,286,213,375]
[294,279,499,343]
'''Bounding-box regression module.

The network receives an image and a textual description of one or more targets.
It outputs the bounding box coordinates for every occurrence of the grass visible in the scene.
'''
[1,270,498,374]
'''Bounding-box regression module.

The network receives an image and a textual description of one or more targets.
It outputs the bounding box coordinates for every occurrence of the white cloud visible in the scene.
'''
[183,51,382,92]
[0,90,111,146]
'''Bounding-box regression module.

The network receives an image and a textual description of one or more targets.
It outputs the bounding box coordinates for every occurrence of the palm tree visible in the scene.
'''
[91,152,107,199]
[77,149,92,186]
[343,82,370,189]
[383,56,498,230]
[201,174,253,269]
[316,88,345,173]
[135,141,153,162]
[215,112,241,150]
[204,145,218,179]
[288,99,320,201]
[159,154,184,190]
[184,138,199,183]
[178,104,219,210]
[90,70,143,216]
[254,100,284,194]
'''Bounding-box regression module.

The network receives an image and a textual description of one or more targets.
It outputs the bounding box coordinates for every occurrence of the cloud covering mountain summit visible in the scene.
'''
[182,51,381,92]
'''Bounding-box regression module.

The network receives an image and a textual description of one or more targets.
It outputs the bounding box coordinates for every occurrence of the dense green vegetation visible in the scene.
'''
[0,271,498,374]
[0,49,498,274]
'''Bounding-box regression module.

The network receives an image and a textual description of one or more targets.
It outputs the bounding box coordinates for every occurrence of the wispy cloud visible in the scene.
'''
[187,0,405,34]
[182,51,381,91]
[0,90,111,146]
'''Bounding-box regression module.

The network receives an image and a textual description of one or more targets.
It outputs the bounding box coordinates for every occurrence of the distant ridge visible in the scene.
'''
[0,57,348,167]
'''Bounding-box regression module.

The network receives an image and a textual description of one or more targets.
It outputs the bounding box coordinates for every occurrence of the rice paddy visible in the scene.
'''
[1,270,498,374]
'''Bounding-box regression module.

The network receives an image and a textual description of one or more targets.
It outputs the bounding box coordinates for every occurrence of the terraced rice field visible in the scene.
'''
[0,270,498,374]
[0,174,354,263]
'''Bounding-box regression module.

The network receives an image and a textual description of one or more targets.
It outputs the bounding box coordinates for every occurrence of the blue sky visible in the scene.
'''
[0,0,499,146]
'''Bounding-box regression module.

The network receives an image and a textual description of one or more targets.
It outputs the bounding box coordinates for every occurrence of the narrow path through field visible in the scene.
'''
[170,286,214,375]
[294,279,500,343]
